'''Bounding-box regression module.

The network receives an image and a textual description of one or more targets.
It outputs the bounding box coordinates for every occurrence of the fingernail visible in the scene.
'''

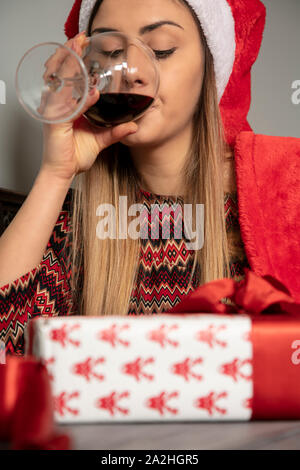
[74,31,86,42]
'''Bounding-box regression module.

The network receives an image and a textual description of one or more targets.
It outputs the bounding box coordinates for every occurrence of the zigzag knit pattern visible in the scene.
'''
[128,188,250,315]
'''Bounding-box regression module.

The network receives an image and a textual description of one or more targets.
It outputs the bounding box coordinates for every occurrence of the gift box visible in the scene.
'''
[24,269,300,424]
[24,314,253,423]
[24,313,300,424]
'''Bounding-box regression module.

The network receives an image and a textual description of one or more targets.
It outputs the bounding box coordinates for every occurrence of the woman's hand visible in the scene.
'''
[40,32,138,181]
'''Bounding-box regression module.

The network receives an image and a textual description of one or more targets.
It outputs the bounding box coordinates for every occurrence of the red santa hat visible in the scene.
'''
[64,0,266,148]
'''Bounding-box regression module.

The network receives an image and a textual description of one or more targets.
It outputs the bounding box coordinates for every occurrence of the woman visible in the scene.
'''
[0,0,299,356]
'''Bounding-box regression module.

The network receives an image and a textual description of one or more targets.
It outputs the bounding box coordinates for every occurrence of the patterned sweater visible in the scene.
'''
[0,187,251,357]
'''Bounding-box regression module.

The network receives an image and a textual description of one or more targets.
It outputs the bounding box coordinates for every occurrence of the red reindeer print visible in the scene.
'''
[145,391,179,416]
[219,358,253,382]
[97,324,130,348]
[195,391,228,416]
[147,324,179,348]
[54,391,80,417]
[95,391,130,416]
[196,324,227,348]
[121,357,155,382]
[49,323,81,348]
[71,357,106,382]
[170,357,204,382]
[243,397,253,410]
[242,330,252,342]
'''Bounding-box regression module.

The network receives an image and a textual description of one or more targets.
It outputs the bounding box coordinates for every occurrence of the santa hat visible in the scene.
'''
[64,0,266,147]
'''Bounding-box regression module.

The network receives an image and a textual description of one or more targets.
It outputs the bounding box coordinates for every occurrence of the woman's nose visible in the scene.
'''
[122,44,149,91]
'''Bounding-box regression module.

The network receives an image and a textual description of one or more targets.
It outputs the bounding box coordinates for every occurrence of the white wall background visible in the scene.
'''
[0,0,299,195]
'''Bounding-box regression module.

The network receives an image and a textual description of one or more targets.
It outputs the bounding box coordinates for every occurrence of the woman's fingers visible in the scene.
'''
[38,33,90,121]
[42,32,86,82]
[91,120,139,151]
[69,87,100,123]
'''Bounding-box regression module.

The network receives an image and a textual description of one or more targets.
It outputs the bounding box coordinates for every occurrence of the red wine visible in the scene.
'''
[84,92,154,127]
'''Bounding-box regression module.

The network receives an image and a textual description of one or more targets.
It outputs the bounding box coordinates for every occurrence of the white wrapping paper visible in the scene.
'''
[25,314,253,423]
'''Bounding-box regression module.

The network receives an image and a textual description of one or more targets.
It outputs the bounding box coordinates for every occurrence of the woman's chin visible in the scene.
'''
[119,108,160,146]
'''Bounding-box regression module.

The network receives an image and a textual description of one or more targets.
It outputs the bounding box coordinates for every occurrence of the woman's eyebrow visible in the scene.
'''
[91,20,184,36]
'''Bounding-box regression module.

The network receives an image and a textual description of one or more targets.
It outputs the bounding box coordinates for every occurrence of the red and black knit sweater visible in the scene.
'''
[0,187,251,356]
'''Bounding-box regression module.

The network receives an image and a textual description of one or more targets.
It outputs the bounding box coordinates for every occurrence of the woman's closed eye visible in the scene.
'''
[153,48,177,59]
[101,48,177,60]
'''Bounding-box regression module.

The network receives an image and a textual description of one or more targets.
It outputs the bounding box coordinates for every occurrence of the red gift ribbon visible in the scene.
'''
[164,268,300,315]
[0,355,72,450]
[251,314,300,419]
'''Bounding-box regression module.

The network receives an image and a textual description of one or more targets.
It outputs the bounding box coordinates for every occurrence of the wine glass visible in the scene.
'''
[15,32,160,127]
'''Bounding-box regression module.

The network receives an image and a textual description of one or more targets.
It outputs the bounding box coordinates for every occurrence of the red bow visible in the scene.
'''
[0,356,72,450]
[164,268,300,315]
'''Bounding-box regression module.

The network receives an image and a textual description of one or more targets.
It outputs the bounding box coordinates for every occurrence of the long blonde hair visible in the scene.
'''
[67,0,233,316]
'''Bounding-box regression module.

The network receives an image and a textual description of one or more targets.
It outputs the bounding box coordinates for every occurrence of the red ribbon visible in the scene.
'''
[251,314,300,419]
[0,355,72,450]
[164,268,300,315]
